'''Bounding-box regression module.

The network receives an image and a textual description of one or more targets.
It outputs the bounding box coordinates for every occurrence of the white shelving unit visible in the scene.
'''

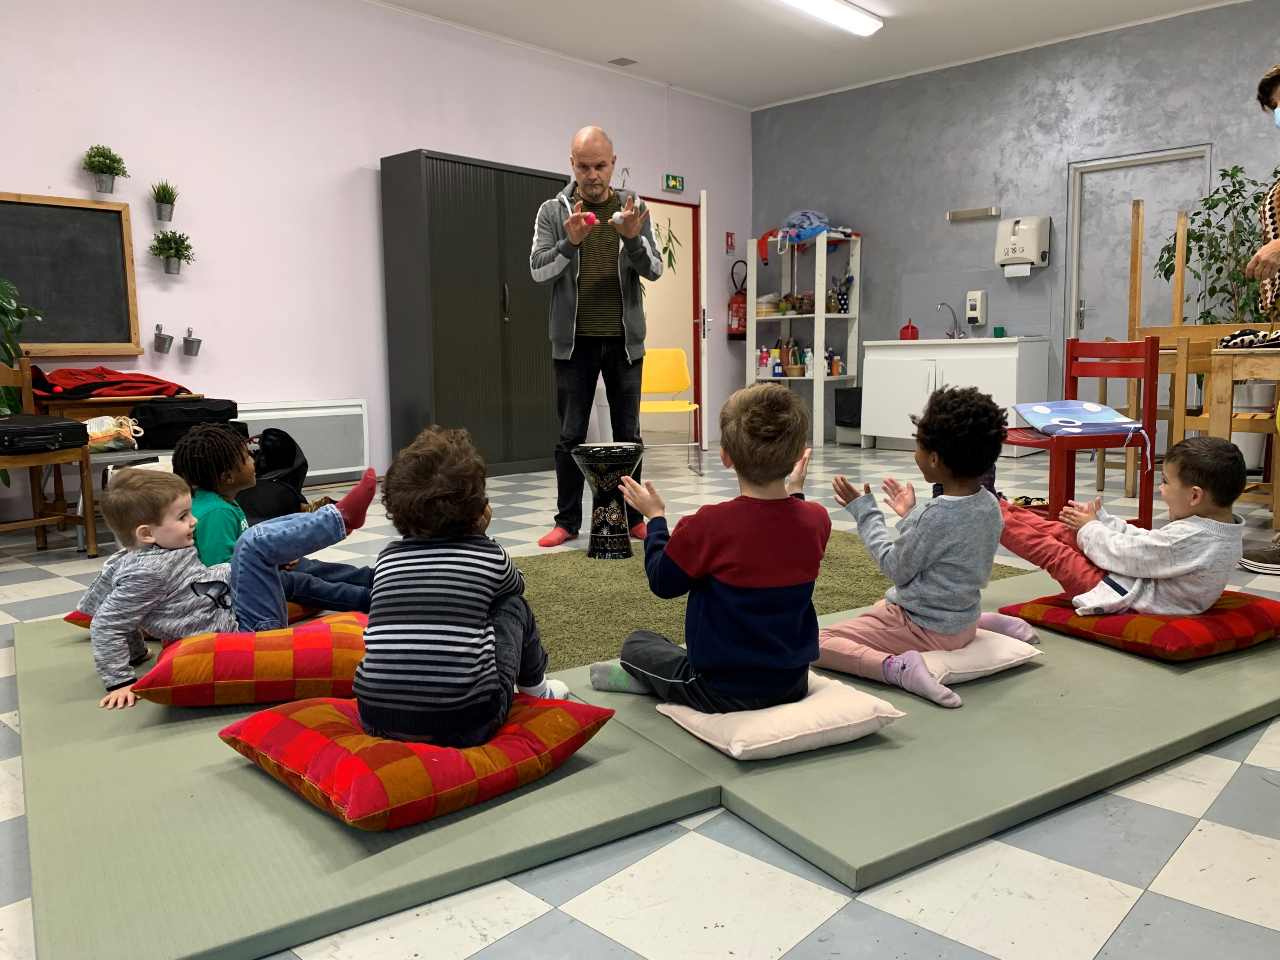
[745,231,862,443]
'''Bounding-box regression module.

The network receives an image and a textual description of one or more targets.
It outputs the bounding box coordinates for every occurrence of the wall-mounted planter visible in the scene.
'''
[154,324,173,353]
[93,174,115,194]
[163,258,182,275]
[155,203,173,221]
[182,328,201,356]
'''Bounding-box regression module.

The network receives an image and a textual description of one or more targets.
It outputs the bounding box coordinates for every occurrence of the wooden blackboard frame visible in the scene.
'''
[0,192,143,356]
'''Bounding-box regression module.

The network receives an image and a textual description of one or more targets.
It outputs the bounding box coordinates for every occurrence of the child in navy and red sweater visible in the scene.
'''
[590,384,831,712]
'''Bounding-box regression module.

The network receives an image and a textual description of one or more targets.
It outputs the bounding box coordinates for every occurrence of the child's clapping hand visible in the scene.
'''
[881,478,917,518]
[620,476,665,519]
[1060,496,1101,532]
[784,448,812,496]
[831,475,871,507]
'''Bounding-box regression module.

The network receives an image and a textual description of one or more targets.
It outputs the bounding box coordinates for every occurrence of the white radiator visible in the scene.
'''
[236,400,368,485]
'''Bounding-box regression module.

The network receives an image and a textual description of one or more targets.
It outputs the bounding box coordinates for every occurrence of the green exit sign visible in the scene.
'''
[663,173,684,192]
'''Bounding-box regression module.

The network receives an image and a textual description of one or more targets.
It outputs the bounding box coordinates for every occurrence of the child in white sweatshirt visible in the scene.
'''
[1000,437,1245,615]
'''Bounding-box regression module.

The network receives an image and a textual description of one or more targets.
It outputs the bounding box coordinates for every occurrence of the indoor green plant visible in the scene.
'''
[148,231,195,275]
[82,144,129,194]
[0,279,46,485]
[1155,163,1280,326]
[151,180,179,221]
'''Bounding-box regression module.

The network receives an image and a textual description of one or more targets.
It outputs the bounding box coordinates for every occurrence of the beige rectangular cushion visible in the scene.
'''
[656,672,904,760]
[921,629,1041,685]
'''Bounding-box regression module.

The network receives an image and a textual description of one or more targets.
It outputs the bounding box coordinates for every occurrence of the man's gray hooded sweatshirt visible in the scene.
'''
[529,184,664,362]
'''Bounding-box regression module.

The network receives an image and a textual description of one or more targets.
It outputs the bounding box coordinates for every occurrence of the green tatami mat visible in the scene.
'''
[565,570,1280,890]
[515,528,1028,670]
[16,621,718,960]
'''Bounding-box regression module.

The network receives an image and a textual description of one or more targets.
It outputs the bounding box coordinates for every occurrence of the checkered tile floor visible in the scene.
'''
[1,445,1278,960]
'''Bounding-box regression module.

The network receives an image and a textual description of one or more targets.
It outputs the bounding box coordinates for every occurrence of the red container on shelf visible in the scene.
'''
[900,319,919,340]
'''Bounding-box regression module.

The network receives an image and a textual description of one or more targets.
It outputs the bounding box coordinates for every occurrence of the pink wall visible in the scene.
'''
[0,0,750,516]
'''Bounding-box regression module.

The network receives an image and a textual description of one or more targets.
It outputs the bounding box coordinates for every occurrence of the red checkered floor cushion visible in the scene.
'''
[219,695,615,830]
[131,613,367,705]
[999,591,1280,661]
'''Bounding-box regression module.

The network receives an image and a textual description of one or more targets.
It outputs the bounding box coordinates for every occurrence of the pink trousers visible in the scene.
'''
[814,600,977,680]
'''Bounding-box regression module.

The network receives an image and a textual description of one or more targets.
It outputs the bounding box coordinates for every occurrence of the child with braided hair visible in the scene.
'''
[173,423,373,613]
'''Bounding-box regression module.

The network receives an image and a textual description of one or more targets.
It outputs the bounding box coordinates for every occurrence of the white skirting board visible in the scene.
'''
[237,400,369,485]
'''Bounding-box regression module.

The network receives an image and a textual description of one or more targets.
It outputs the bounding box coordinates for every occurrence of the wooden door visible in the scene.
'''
[424,158,506,464]
[498,171,564,464]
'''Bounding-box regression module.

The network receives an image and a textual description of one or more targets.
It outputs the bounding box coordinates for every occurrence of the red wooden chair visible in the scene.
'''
[1005,337,1158,529]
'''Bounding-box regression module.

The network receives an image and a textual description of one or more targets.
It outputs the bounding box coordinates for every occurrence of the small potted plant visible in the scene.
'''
[151,180,179,221]
[148,231,195,275]
[82,145,129,194]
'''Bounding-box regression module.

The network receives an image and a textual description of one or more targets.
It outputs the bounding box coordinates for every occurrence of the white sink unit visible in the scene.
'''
[860,337,1051,457]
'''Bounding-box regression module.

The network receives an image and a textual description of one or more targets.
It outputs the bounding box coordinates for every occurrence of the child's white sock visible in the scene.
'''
[517,678,571,700]
[978,611,1040,644]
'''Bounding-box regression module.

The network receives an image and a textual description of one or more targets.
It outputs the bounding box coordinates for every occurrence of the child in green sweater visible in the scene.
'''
[172,424,373,613]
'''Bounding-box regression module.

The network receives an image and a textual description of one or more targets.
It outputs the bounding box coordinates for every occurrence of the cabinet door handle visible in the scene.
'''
[502,283,510,317]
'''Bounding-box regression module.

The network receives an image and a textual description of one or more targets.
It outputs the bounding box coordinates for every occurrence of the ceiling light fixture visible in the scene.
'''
[776,0,883,36]
[609,57,637,66]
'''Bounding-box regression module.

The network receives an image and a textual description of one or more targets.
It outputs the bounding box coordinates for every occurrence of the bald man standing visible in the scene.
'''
[530,126,664,548]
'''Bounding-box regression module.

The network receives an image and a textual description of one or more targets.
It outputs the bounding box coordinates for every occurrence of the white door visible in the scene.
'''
[862,357,935,440]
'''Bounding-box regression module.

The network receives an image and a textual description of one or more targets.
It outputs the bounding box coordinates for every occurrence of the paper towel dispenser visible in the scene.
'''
[995,216,1050,278]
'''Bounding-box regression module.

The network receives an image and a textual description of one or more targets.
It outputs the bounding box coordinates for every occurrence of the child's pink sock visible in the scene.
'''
[337,468,377,534]
[978,611,1040,644]
[882,651,962,708]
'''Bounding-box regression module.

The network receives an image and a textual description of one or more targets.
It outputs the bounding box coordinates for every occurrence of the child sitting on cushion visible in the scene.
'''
[353,426,568,747]
[819,387,1008,709]
[79,466,379,709]
[999,436,1245,616]
[591,383,829,713]
[173,423,373,613]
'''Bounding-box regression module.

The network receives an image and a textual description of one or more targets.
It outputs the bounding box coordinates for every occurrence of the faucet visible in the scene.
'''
[938,302,964,339]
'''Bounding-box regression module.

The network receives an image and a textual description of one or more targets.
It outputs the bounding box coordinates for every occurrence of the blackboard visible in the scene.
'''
[0,193,141,356]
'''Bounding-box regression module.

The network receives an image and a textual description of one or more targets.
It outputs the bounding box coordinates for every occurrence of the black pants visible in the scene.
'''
[360,594,549,748]
[554,337,644,535]
[620,631,809,713]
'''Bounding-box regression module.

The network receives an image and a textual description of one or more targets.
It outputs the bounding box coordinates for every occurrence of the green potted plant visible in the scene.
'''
[1155,163,1280,325]
[0,279,45,485]
[151,180,179,221]
[82,144,129,194]
[149,231,195,275]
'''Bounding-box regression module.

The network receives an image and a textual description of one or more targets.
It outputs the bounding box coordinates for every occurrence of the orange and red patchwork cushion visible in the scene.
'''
[131,612,367,705]
[218,695,615,830]
[998,592,1280,661]
[65,601,321,630]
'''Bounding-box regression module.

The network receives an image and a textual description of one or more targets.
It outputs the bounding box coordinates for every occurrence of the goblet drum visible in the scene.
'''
[571,441,644,559]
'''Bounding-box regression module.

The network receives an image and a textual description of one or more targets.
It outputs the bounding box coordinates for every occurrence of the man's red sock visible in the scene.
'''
[337,468,377,534]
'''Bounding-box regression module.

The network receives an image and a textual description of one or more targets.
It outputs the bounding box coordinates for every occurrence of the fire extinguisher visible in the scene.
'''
[728,260,747,340]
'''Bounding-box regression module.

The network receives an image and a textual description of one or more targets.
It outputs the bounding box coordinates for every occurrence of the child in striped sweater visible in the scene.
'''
[353,427,568,747]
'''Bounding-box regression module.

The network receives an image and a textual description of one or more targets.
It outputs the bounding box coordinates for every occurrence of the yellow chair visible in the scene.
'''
[640,348,701,475]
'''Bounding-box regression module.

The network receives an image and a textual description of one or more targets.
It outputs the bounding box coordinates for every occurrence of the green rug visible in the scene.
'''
[515,530,1030,671]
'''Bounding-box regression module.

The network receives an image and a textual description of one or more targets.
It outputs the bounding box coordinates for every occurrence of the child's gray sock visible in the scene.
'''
[882,651,962,708]
[978,611,1040,644]
[590,660,653,695]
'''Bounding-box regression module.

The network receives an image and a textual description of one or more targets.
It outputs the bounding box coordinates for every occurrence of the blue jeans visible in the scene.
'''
[283,558,373,614]
[231,505,350,632]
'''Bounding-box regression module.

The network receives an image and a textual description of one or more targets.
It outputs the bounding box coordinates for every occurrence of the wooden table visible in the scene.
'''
[41,393,203,421]
[1208,348,1280,527]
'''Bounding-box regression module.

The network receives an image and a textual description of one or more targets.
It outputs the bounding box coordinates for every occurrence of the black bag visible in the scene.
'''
[0,414,90,453]
[132,397,244,449]
[235,428,310,526]
[834,387,862,428]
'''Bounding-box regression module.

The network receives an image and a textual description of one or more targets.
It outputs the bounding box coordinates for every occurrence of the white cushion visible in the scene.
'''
[655,672,904,761]
[921,629,1041,685]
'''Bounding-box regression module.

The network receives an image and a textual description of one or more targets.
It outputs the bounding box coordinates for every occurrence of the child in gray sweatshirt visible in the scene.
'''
[817,388,1008,708]
[1000,436,1245,616]
[80,466,378,708]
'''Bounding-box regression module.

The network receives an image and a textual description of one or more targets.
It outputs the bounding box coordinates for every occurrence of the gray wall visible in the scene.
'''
[753,0,1280,390]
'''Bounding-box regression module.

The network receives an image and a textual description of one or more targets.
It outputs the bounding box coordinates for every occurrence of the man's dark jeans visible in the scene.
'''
[554,336,644,535]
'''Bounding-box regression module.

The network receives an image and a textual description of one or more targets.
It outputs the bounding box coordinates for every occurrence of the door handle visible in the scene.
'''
[502,283,510,321]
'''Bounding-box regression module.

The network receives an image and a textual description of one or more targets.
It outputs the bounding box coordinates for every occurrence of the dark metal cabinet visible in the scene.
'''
[380,150,566,474]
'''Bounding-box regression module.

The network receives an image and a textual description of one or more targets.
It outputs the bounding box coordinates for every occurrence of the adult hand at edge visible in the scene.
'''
[564,201,592,245]
[1246,238,1280,282]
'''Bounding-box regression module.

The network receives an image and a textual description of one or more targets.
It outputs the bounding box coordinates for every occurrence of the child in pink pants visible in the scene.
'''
[816,387,1011,708]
